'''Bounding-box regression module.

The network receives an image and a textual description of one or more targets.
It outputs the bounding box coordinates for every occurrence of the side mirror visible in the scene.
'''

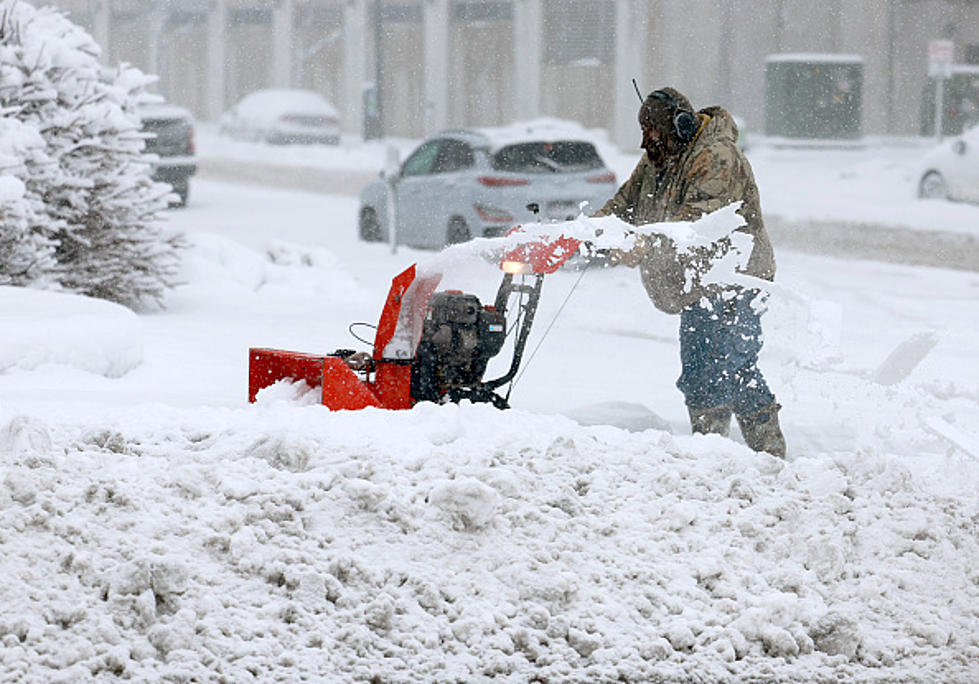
[952,140,967,155]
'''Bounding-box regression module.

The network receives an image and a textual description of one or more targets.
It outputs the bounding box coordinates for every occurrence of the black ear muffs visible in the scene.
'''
[673,109,699,142]
[649,90,698,142]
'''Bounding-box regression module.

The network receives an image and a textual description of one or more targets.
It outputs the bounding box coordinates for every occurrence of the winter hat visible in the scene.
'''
[639,87,695,135]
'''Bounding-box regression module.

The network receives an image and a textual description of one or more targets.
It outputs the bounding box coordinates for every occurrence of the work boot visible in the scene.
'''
[736,402,786,458]
[688,404,733,437]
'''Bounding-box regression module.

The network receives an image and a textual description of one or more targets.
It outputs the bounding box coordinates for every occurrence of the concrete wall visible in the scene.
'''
[450,19,515,129]
[44,0,979,144]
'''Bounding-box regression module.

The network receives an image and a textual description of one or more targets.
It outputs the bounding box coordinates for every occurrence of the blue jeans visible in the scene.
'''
[676,289,775,416]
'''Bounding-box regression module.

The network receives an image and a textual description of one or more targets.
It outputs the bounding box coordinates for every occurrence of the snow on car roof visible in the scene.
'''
[235,89,339,117]
[445,117,604,151]
[765,52,864,63]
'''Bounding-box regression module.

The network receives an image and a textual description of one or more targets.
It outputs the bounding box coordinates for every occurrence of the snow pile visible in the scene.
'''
[0,401,977,682]
[0,286,141,377]
[748,144,979,237]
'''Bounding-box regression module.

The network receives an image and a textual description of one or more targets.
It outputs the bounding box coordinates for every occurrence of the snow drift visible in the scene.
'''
[0,286,141,377]
[1,395,977,682]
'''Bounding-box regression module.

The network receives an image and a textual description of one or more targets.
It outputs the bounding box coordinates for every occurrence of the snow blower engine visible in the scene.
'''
[247,233,581,410]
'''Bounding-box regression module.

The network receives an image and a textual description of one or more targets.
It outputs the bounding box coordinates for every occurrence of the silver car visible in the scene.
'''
[358,123,617,249]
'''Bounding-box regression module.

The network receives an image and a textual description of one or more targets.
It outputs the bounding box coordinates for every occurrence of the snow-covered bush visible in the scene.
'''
[0,114,58,286]
[0,0,183,308]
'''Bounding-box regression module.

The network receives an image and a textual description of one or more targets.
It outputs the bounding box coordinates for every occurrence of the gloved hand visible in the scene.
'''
[599,233,650,268]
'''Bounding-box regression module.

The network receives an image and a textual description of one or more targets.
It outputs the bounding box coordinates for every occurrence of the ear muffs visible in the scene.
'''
[673,109,698,142]
[649,90,698,142]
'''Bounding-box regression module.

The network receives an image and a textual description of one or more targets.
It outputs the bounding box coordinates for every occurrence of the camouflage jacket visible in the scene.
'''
[595,106,775,314]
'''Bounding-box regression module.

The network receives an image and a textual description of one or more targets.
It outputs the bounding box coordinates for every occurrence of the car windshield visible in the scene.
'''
[141,118,192,154]
[490,141,603,173]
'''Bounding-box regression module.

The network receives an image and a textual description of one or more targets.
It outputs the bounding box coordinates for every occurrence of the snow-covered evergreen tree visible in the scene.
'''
[0,114,59,286]
[0,0,183,308]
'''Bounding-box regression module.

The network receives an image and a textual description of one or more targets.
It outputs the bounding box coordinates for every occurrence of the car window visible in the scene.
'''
[491,141,604,173]
[401,140,441,176]
[141,117,193,156]
[431,139,475,174]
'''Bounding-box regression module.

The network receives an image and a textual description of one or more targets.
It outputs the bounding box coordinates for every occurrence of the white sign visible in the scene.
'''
[929,39,954,79]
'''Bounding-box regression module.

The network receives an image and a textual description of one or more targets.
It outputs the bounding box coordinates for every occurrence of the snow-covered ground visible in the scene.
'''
[1,131,978,682]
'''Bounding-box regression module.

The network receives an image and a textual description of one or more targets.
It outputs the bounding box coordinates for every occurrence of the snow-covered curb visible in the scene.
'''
[766,217,979,272]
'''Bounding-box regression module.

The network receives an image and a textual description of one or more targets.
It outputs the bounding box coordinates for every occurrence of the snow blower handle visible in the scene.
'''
[480,231,580,394]
[499,229,581,275]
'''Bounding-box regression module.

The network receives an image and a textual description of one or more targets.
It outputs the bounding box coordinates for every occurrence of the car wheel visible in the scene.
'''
[918,171,948,200]
[360,207,382,242]
[447,217,471,245]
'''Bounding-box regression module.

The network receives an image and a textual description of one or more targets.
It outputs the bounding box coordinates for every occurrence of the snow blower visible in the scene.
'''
[247,232,581,410]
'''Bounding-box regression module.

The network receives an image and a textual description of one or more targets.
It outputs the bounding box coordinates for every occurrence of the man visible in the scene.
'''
[593,87,786,457]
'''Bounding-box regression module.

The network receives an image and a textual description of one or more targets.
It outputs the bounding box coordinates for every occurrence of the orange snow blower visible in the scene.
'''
[248,232,581,410]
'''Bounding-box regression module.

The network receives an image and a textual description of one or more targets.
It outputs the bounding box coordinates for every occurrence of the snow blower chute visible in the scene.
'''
[248,232,581,410]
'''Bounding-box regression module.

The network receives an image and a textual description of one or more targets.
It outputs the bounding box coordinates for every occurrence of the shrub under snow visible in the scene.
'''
[0,0,183,308]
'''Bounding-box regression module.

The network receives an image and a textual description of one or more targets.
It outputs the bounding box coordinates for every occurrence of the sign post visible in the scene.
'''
[928,39,954,140]
[384,145,400,255]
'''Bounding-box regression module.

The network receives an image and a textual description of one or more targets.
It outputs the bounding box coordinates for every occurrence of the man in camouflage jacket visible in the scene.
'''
[594,87,785,457]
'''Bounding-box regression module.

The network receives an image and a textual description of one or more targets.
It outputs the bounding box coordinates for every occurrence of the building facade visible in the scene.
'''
[48,0,979,146]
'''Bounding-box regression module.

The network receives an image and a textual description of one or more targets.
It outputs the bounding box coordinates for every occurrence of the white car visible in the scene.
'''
[218,89,340,145]
[358,119,617,249]
[917,125,979,204]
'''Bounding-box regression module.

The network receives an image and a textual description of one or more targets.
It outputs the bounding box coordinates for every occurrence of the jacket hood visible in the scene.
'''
[695,106,740,146]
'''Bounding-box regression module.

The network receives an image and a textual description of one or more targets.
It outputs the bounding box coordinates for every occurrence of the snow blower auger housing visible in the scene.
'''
[248,232,580,410]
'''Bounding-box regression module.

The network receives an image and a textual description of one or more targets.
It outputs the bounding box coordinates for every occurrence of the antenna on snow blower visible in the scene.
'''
[632,78,643,103]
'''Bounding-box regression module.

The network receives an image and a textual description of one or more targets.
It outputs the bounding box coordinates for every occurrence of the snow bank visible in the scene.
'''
[749,145,979,237]
[0,286,141,377]
[0,403,976,682]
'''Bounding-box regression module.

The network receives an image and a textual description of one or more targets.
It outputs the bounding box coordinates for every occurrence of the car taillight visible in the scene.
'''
[474,203,514,223]
[586,172,616,183]
[477,176,530,187]
[188,127,195,155]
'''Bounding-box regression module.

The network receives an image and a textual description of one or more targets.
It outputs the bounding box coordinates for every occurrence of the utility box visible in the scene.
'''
[765,54,864,140]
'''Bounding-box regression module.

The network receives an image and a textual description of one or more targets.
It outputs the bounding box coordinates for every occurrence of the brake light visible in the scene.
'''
[474,203,514,223]
[477,176,530,187]
[189,127,195,155]
[586,172,616,183]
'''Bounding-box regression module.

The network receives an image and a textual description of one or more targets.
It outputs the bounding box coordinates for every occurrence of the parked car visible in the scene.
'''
[358,120,618,249]
[139,103,197,207]
[917,124,979,204]
[219,89,340,145]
